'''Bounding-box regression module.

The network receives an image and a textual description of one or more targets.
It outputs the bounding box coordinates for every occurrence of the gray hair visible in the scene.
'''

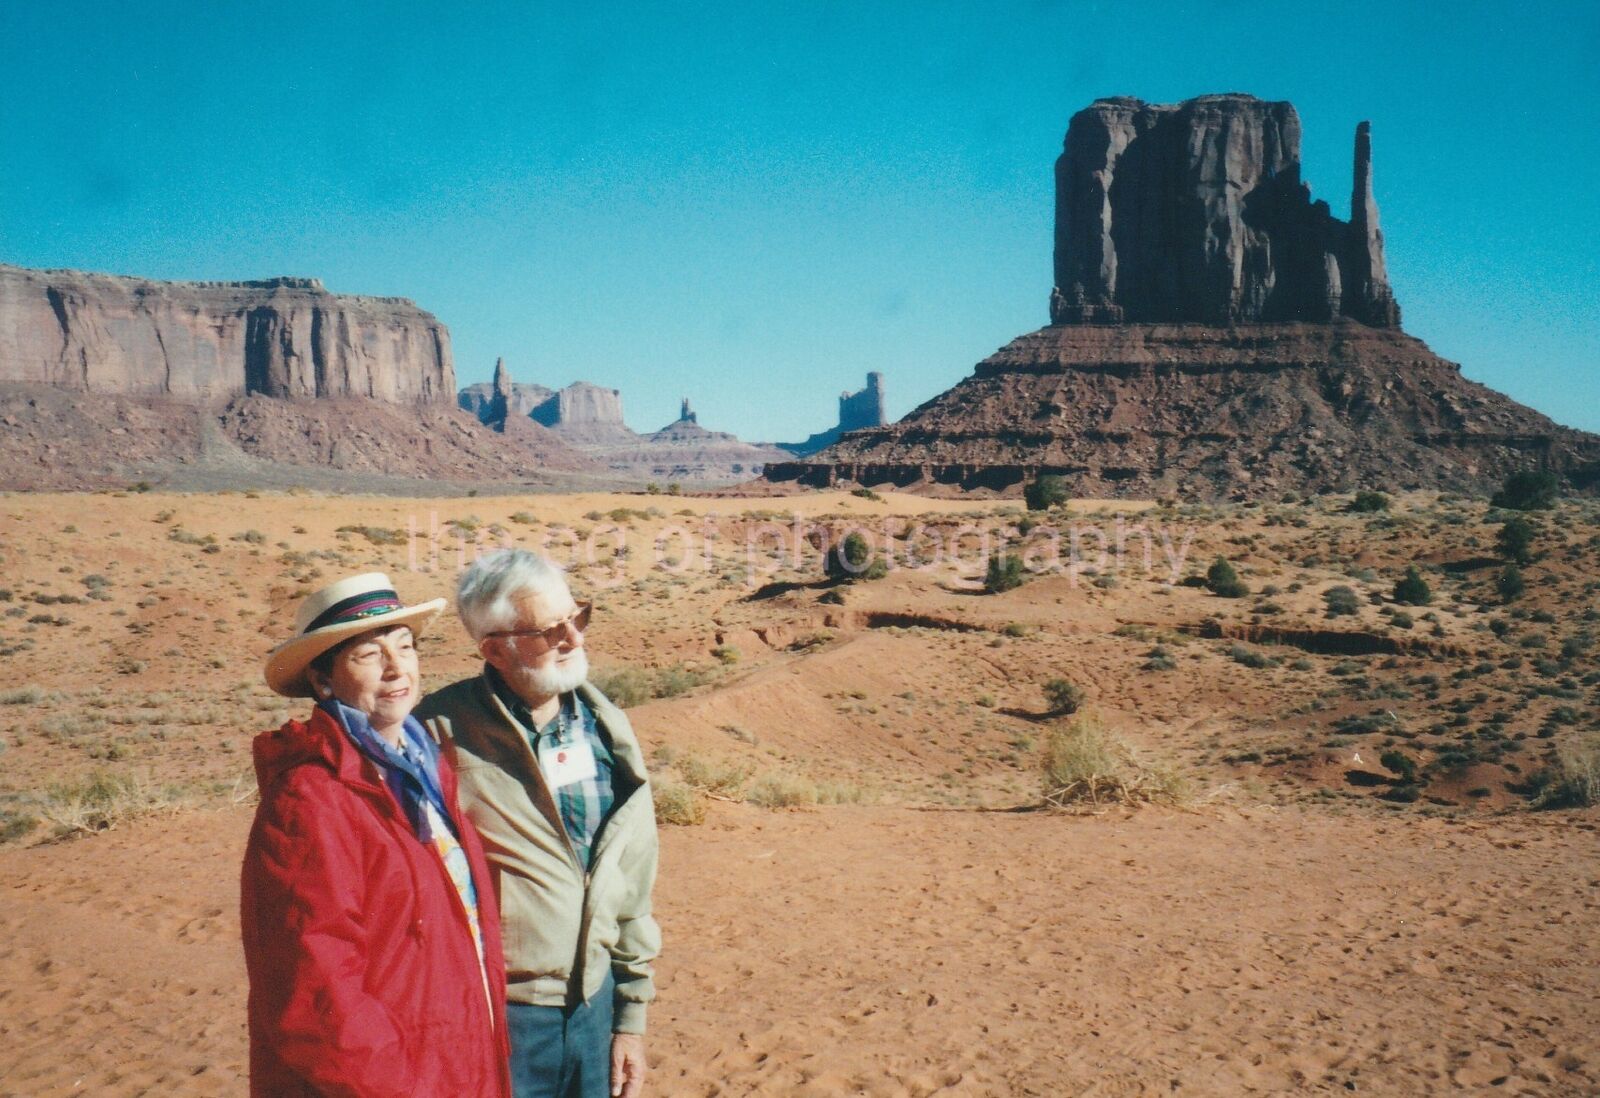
[456,549,570,640]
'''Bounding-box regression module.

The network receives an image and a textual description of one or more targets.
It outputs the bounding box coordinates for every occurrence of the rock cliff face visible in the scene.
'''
[768,95,1600,499]
[0,264,454,403]
[1049,95,1399,327]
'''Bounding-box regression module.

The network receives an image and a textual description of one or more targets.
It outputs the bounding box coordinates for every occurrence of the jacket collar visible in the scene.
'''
[474,665,649,787]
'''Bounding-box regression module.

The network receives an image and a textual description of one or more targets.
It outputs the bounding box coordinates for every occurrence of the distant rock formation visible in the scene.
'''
[779,372,888,456]
[532,381,624,428]
[768,95,1600,499]
[0,264,454,403]
[0,264,603,489]
[457,364,784,482]
[1049,95,1399,327]
[458,366,554,423]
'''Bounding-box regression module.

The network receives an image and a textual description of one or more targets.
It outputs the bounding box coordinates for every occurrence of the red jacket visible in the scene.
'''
[241,708,512,1098]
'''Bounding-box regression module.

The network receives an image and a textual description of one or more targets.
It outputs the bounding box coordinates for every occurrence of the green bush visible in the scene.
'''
[1380,750,1418,783]
[1495,516,1536,564]
[1491,469,1559,511]
[1323,585,1361,616]
[1042,678,1085,715]
[1227,642,1276,669]
[984,553,1026,594]
[1023,474,1070,512]
[1392,565,1432,606]
[1497,564,1526,603]
[1205,557,1250,598]
[825,532,886,582]
[1349,490,1391,513]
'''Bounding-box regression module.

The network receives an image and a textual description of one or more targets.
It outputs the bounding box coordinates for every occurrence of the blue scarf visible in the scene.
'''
[321,698,454,843]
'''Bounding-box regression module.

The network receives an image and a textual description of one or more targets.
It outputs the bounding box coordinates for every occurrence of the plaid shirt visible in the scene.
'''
[493,675,621,870]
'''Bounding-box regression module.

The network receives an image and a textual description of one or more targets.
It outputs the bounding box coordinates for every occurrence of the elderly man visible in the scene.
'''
[416,550,659,1098]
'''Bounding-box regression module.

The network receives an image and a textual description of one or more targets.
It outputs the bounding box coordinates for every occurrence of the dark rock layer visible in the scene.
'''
[765,323,1600,499]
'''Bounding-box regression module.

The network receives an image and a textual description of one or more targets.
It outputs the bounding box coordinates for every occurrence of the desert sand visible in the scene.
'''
[1,487,1597,1095]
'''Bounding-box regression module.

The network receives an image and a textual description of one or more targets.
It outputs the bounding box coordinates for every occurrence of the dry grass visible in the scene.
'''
[38,770,194,837]
[1040,713,1188,810]
[1540,733,1600,808]
[651,779,706,825]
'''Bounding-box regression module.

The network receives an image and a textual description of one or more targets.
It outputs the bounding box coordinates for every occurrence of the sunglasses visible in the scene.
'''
[486,602,592,652]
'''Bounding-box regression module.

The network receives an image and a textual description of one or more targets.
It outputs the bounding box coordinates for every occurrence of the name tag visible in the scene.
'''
[540,735,597,790]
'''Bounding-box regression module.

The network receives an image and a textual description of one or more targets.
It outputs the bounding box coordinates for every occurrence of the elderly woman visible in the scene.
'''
[242,573,511,1098]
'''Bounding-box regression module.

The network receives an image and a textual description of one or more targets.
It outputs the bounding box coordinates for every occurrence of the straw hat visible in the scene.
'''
[264,572,446,698]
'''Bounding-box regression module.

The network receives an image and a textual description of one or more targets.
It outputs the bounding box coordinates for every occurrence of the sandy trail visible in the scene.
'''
[2,802,1596,1096]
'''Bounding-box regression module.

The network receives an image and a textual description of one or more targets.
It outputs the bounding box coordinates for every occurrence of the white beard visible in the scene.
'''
[507,648,589,700]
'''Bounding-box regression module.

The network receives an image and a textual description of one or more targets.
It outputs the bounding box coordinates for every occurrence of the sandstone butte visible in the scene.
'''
[764,93,1600,500]
[0,266,599,489]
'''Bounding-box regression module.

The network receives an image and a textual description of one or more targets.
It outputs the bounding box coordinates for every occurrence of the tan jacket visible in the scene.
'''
[416,673,660,1034]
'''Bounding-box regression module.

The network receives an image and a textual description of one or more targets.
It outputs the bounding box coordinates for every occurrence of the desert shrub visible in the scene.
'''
[1349,490,1390,513]
[745,772,820,808]
[1496,516,1537,564]
[1002,622,1032,638]
[1144,647,1177,671]
[1497,564,1526,603]
[0,686,44,705]
[1535,733,1600,808]
[1023,474,1070,511]
[1039,714,1186,809]
[676,753,750,797]
[0,806,38,844]
[1205,557,1250,598]
[1380,750,1418,783]
[590,666,651,708]
[1392,565,1432,606]
[1227,642,1277,669]
[1390,610,1414,629]
[711,644,739,665]
[168,527,215,547]
[851,487,883,502]
[1323,585,1360,616]
[509,511,538,525]
[1042,678,1085,714]
[336,525,407,546]
[1491,469,1559,511]
[825,532,886,582]
[651,780,705,825]
[653,664,714,699]
[984,553,1025,594]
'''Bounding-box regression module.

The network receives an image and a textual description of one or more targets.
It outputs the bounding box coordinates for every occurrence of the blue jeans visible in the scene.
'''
[506,974,615,1098]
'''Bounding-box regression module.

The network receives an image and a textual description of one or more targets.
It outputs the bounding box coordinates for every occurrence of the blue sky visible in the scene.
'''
[3,1,1597,440]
